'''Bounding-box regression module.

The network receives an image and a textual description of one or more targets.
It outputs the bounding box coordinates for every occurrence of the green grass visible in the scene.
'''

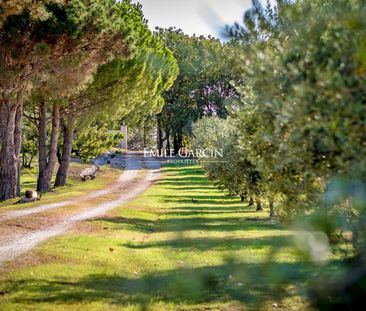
[0,163,121,212]
[0,164,338,310]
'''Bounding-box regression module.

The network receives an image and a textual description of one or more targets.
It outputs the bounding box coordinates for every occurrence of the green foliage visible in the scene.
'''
[156,28,240,150]
[0,0,65,27]
[72,123,123,163]
[128,116,157,150]
[191,117,232,151]
[71,24,178,130]
[211,0,366,307]
[191,0,366,248]
[191,117,262,201]
[21,121,38,169]
[161,0,366,308]
[1,0,156,101]
[230,0,366,216]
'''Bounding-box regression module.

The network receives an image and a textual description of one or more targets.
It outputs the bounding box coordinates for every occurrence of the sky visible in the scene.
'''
[131,0,255,38]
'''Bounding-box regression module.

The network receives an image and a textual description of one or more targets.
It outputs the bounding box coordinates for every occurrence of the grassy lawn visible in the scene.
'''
[0,164,332,310]
[0,163,121,212]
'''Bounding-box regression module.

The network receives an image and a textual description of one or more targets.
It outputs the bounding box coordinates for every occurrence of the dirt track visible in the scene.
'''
[0,153,160,267]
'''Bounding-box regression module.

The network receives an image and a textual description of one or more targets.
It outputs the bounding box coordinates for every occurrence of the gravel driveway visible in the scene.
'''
[0,153,160,267]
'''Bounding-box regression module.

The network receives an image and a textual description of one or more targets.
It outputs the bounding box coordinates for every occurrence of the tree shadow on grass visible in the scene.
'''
[1,261,321,309]
[146,196,245,210]
[166,205,253,213]
[162,196,245,206]
[93,215,284,234]
[157,175,210,186]
[164,186,217,191]
[164,210,259,216]
[162,167,205,175]
[122,235,291,251]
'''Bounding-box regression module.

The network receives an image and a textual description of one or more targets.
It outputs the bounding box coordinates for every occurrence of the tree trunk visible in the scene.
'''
[27,155,34,169]
[37,103,60,192]
[256,198,263,211]
[15,105,22,196]
[178,131,183,151]
[57,147,62,164]
[240,195,246,202]
[54,119,74,187]
[248,197,254,206]
[173,131,183,155]
[0,101,22,201]
[37,101,48,192]
[157,118,163,156]
[143,122,146,148]
[173,132,179,155]
[45,104,60,188]
[165,129,170,155]
[269,199,275,217]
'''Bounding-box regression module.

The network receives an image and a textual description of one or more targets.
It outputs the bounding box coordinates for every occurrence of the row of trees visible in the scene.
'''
[190,1,366,306]
[0,0,178,200]
[191,0,366,220]
[191,118,265,211]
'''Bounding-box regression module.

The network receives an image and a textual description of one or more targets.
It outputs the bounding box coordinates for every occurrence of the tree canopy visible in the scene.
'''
[0,0,178,198]
[156,28,240,154]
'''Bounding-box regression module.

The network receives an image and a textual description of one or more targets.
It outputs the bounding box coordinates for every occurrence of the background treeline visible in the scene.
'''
[0,0,178,199]
[120,27,240,153]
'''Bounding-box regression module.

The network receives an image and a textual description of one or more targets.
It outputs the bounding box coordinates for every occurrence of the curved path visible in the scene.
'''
[0,154,142,222]
[0,153,160,267]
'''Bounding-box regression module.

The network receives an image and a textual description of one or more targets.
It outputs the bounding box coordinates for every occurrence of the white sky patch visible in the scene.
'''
[132,0,257,37]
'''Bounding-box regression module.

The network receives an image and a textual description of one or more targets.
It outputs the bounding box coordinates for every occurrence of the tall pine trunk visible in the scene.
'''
[177,131,182,152]
[37,102,60,192]
[157,118,163,156]
[0,101,22,201]
[15,105,22,196]
[143,122,147,148]
[47,104,60,184]
[37,101,48,191]
[54,119,74,187]
[165,129,170,155]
